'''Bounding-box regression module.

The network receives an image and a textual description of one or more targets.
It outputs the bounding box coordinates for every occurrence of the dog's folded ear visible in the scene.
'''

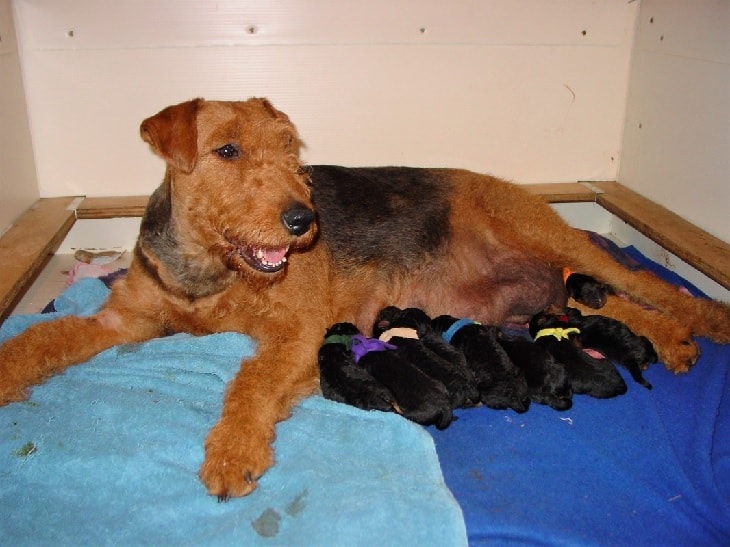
[140,98,202,174]
[257,97,291,122]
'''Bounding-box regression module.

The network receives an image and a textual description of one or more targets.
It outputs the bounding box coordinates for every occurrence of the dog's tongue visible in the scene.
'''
[264,247,288,263]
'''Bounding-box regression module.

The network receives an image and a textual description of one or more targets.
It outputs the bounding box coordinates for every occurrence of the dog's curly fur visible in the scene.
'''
[1,98,729,499]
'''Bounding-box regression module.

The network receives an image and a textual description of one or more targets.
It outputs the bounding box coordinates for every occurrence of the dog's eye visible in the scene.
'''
[214,144,240,160]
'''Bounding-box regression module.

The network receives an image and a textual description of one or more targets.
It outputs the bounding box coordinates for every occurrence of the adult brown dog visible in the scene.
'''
[1,98,729,499]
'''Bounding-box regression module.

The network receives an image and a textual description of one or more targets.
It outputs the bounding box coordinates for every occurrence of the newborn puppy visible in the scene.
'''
[374,307,480,409]
[318,322,396,412]
[565,272,613,309]
[319,322,454,429]
[563,308,655,389]
[498,334,573,411]
[529,311,627,399]
[432,315,530,413]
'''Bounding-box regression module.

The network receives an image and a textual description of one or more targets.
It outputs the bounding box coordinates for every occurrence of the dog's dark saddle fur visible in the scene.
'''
[311,166,451,268]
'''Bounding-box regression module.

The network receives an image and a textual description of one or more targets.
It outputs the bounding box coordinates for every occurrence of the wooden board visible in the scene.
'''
[594,181,730,289]
[76,196,149,219]
[75,182,600,217]
[0,197,78,321]
[524,182,599,203]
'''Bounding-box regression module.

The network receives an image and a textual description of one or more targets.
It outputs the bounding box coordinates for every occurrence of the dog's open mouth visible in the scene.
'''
[239,244,290,273]
[222,231,290,273]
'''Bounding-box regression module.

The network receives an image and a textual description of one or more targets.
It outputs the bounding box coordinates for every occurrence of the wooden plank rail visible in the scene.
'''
[593,182,730,290]
[76,195,149,219]
[0,197,78,322]
[1,181,728,322]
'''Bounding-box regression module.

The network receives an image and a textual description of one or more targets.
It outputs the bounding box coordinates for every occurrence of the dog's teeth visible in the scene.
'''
[281,257,287,263]
[256,249,264,259]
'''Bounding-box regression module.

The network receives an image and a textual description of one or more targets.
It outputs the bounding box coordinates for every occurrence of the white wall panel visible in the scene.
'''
[0,0,38,233]
[619,0,730,242]
[17,0,632,49]
[13,0,638,197]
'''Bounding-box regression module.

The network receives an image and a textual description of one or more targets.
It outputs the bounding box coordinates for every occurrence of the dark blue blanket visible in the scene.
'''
[430,247,730,545]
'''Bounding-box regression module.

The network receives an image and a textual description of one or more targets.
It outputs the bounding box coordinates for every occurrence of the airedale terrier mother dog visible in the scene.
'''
[1,98,729,499]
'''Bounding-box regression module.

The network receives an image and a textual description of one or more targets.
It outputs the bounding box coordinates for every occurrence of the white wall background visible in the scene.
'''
[2,1,728,247]
[619,0,730,243]
[10,0,638,200]
[0,0,38,233]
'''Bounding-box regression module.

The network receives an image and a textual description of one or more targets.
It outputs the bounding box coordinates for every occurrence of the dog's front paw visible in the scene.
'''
[0,345,33,406]
[199,421,275,501]
[0,382,31,406]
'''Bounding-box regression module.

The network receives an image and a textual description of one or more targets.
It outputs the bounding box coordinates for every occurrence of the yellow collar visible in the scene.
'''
[535,327,580,341]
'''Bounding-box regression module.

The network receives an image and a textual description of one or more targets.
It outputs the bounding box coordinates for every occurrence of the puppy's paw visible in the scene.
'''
[199,422,274,501]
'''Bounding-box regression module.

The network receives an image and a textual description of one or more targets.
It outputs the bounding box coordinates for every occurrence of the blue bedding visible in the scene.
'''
[1,246,728,546]
[430,247,730,545]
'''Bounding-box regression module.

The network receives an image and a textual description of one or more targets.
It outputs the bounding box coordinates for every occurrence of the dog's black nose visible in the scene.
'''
[281,205,315,236]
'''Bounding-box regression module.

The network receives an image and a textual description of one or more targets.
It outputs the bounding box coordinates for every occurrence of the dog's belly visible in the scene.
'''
[341,257,564,333]
[397,247,566,326]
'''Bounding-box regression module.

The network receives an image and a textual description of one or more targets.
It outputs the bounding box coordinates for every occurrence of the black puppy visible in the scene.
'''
[565,271,613,309]
[563,308,655,389]
[497,334,573,411]
[529,311,627,399]
[432,315,531,413]
[318,322,454,429]
[563,273,654,388]
[319,322,396,412]
[373,307,481,409]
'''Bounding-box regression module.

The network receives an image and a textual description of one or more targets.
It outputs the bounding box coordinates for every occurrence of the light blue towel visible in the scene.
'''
[0,278,466,546]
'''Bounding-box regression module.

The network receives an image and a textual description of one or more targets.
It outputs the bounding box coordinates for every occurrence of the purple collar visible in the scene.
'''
[351,334,396,363]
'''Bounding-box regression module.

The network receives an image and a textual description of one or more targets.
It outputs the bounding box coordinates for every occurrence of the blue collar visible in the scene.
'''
[442,318,478,344]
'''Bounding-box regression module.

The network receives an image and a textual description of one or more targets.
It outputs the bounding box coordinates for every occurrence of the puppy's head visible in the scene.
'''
[565,273,611,309]
[139,98,317,281]
[373,307,433,338]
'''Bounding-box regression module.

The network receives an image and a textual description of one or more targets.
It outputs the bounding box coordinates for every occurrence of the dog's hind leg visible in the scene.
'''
[453,175,729,372]
[539,230,728,371]
[458,173,730,344]
[560,231,730,339]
